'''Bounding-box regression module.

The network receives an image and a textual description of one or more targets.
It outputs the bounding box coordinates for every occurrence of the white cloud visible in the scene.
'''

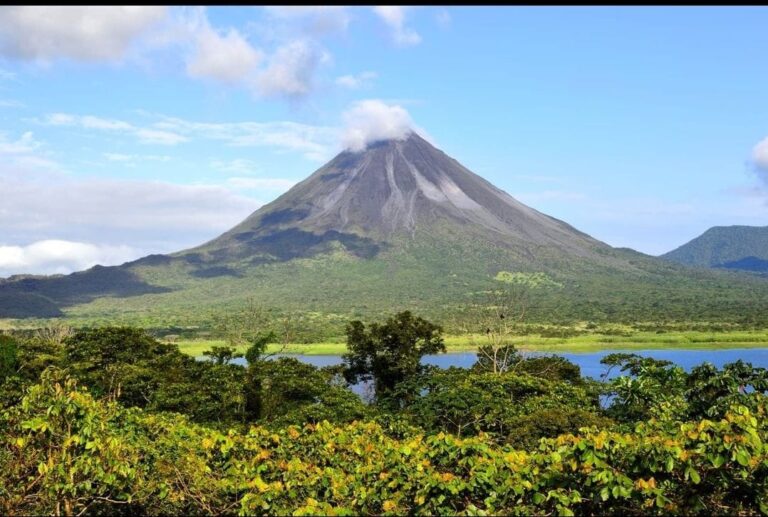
[0,167,261,268]
[0,171,257,234]
[186,25,263,83]
[0,7,343,102]
[170,7,334,99]
[753,136,768,180]
[0,6,167,62]
[46,113,75,125]
[255,40,328,99]
[263,6,351,35]
[43,113,188,146]
[372,6,421,46]
[0,240,139,277]
[226,177,297,191]
[335,71,377,90]
[341,99,415,151]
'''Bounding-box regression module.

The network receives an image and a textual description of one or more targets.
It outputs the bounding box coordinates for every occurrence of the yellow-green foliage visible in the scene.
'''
[494,271,563,289]
[3,372,768,516]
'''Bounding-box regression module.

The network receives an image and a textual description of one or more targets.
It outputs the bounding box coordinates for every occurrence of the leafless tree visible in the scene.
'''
[212,298,272,348]
[470,281,531,374]
[34,321,73,347]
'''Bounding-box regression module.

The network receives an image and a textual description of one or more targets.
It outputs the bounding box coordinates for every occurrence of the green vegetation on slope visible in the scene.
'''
[3,230,765,335]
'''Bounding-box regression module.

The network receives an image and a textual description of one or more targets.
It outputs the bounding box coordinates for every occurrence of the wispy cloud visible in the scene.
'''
[335,71,377,90]
[153,115,338,160]
[0,131,40,154]
[262,6,351,36]
[43,113,188,146]
[372,6,421,47]
[42,110,339,160]
[255,40,329,99]
[0,131,60,171]
[135,128,188,145]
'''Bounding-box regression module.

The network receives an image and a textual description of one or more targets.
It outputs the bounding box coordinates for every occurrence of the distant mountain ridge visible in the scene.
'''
[662,225,768,272]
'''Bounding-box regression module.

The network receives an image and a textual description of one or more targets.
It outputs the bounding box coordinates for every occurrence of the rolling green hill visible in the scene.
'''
[661,225,768,273]
[2,133,768,330]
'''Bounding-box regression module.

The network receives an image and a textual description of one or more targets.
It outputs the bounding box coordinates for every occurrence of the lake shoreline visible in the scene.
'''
[176,331,768,356]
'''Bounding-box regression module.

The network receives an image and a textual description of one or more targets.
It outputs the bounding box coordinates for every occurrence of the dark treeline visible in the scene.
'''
[2,312,768,515]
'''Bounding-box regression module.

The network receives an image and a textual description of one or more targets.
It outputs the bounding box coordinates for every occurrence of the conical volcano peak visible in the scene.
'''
[189,128,605,263]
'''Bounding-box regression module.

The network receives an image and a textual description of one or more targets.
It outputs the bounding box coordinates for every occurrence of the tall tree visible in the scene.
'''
[342,311,445,404]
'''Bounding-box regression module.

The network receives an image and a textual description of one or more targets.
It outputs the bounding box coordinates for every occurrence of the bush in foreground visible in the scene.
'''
[2,371,768,516]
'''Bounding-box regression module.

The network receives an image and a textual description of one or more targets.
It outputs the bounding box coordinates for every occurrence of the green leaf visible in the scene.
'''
[710,455,725,468]
[735,449,751,467]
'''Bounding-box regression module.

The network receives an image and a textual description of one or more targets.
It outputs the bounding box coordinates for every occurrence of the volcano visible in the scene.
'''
[2,132,767,324]
[181,132,608,265]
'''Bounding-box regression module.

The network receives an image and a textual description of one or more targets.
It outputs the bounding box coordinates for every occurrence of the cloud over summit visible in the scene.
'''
[341,100,415,152]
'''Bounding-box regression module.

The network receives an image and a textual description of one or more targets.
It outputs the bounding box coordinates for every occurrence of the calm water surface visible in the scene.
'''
[230,348,768,380]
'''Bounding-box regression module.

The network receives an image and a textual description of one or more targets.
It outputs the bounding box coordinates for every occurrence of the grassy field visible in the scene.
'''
[174,330,768,357]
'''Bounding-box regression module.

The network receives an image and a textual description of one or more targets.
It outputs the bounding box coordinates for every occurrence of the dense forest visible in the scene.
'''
[2,314,768,515]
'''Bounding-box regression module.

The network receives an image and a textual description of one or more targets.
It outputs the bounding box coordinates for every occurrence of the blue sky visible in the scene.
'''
[0,6,767,276]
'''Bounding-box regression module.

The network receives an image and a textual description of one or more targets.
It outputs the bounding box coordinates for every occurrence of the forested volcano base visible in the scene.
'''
[2,324,768,515]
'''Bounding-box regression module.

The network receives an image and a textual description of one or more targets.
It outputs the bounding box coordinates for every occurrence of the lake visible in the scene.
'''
[230,347,768,380]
